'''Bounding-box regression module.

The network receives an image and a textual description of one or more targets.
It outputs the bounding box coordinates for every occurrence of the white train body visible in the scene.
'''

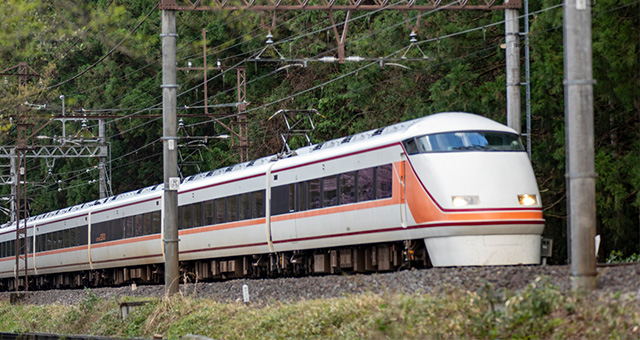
[0,112,544,287]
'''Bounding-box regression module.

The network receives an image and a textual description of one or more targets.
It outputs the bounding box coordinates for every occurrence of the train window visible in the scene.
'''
[92,223,102,243]
[323,176,339,207]
[1,241,5,257]
[239,193,251,221]
[253,190,265,218]
[181,205,193,229]
[204,200,215,225]
[9,240,14,256]
[357,168,375,202]
[63,229,70,248]
[403,138,420,155]
[125,216,135,238]
[27,236,33,253]
[56,230,63,249]
[340,171,357,204]
[151,211,161,234]
[134,214,144,236]
[215,197,227,224]
[308,179,321,209]
[78,225,88,245]
[376,164,393,199]
[70,227,78,247]
[296,182,307,212]
[44,233,51,250]
[143,213,152,235]
[271,185,291,215]
[288,184,295,212]
[415,131,524,152]
[228,195,239,222]
[111,219,124,241]
[193,202,203,228]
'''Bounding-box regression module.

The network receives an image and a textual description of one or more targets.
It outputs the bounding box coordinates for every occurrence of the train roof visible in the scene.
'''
[0,112,513,232]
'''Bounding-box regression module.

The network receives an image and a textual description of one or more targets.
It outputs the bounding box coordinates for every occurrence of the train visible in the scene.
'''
[0,112,545,290]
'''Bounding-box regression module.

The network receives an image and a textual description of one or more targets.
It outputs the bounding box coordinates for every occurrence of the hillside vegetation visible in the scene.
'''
[0,0,638,263]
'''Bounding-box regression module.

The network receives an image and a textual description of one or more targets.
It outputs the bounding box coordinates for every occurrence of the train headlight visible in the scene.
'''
[518,194,537,206]
[452,196,478,207]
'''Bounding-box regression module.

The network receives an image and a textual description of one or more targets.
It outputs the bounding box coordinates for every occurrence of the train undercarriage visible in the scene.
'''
[1,240,431,291]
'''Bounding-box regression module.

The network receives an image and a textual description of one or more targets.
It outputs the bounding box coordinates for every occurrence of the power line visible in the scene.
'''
[46,1,159,90]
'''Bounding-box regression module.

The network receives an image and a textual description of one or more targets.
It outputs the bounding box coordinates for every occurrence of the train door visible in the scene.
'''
[399,153,408,229]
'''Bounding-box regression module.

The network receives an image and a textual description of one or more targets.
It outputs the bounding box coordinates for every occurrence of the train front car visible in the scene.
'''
[402,112,544,266]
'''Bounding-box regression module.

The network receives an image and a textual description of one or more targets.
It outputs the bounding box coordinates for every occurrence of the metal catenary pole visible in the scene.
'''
[564,0,596,291]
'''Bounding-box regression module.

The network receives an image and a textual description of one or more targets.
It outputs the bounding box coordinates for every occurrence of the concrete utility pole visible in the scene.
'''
[161,7,180,297]
[505,2,521,133]
[98,120,108,199]
[564,0,596,291]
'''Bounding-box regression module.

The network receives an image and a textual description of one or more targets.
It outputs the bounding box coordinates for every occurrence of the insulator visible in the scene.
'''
[318,56,337,63]
[266,32,274,45]
[345,56,365,62]
[409,31,418,44]
[179,118,184,128]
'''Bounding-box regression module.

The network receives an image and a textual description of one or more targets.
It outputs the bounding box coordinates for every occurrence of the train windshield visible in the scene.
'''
[404,131,524,154]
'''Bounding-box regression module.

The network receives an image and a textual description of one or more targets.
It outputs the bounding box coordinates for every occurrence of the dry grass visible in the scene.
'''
[0,279,638,339]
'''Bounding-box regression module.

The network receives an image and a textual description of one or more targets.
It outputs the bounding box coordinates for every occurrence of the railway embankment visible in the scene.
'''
[0,264,638,339]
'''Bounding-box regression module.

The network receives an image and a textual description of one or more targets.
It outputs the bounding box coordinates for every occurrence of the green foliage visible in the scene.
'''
[0,0,638,262]
[606,250,640,264]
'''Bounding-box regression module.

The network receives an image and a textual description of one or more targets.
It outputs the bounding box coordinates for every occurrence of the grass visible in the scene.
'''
[0,277,638,339]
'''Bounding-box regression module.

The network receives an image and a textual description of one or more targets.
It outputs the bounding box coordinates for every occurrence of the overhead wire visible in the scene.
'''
[46,1,160,90]
[28,1,568,199]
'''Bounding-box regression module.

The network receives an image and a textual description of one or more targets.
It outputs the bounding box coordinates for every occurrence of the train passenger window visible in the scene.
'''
[308,179,322,209]
[357,168,375,202]
[9,240,14,256]
[253,190,265,218]
[151,211,161,234]
[271,185,292,215]
[56,230,62,249]
[143,213,152,235]
[27,236,33,253]
[134,214,144,236]
[193,202,203,228]
[296,182,307,212]
[181,205,193,229]
[63,229,70,248]
[376,164,393,199]
[78,225,88,245]
[125,216,135,238]
[239,193,251,221]
[228,195,239,222]
[69,227,76,247]
[1,242,5,257]
[323,176,339,207]
[340,171,357,204]
[215,197,227,224]
[92,223,102,243]
[204,200,215,225]
[111,219,124,241]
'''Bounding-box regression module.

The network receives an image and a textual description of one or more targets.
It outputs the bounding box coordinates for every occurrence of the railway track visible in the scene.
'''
[2,263,639,306]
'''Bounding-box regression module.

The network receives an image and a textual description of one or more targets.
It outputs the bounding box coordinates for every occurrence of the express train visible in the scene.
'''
[0,112,544,290]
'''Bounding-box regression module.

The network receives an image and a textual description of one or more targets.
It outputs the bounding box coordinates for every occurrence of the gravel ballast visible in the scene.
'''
[1,264,639,306]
